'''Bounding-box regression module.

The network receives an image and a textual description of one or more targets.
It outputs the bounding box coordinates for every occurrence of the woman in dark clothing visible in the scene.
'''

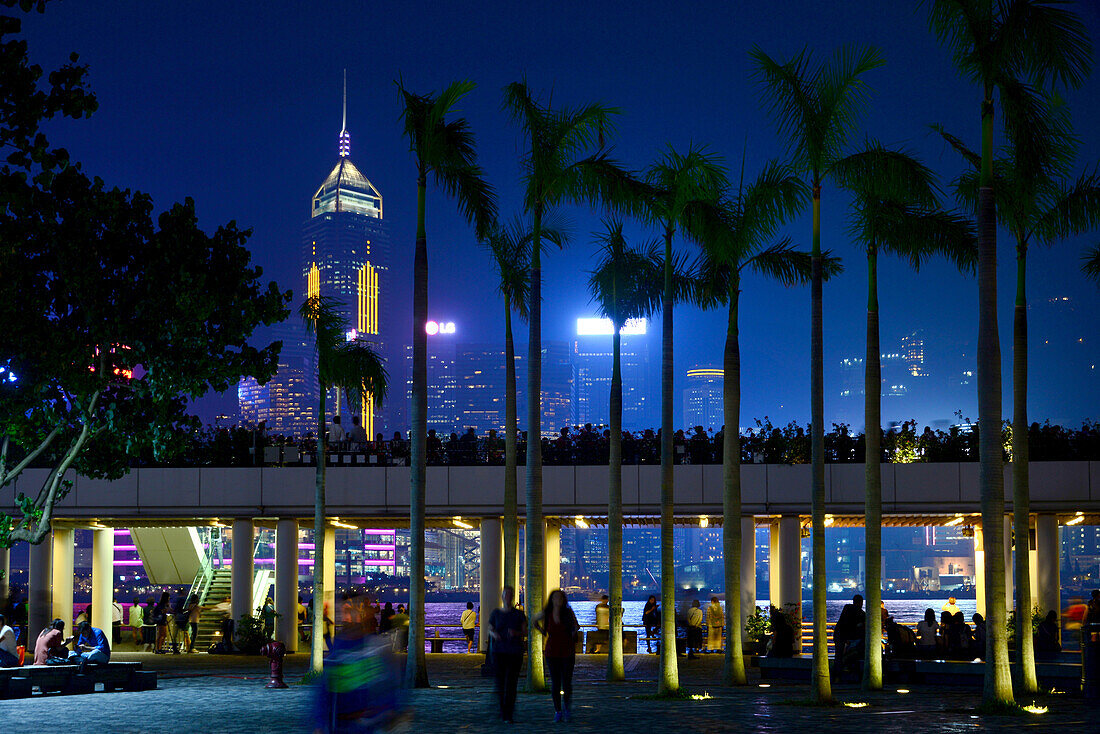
[1036,610,1062,659]
[534,589,580,723]
[379,602,394,633]
[970,612,987,660]
[642,595,659,653]
[153,592,171,653]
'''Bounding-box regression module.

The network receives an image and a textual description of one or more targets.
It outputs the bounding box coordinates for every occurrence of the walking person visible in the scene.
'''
[461,601,477,653]
[488,585,526,724]
[705,596,724,653]
[686,599,704,659]
[642,595,659,653]
[534,590,580,723]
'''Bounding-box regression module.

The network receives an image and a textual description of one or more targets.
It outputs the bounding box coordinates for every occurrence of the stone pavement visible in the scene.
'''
[0,652,1089,732]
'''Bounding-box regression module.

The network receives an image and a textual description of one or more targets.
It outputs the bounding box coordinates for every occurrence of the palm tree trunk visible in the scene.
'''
[525,207,546,691]
[723,283,746,685]
[1013,241,1037,693]
[810,186,832,703]
[863,247,882,690]
[310,381,327,674]
[658,226,679,695]
[608,316,625,682]
[978,91,1013,704]
[406,172,429,688]
[503,298,518,592]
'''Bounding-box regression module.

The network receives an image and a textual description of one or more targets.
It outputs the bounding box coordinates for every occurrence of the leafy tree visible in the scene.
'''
[694,160,816,685]
[503,81,649,690]
[833,143,975,688]
[588,219,662,681]
[0,2,288,546]
[641,145,727,694]
[924,0,1092,704]
[398,79,496,687]
[752,43,882,703]
[300,296,386,674]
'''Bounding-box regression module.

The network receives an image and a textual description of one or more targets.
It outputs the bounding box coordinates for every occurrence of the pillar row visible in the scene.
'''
[544,522,560,600]
[323,525,335,625]
[28,536,52,641]
[51,527,74,627]
[740,516,756,637]
[91,527,113,631]
[231,519,254,624]
[1035,513,1060,619]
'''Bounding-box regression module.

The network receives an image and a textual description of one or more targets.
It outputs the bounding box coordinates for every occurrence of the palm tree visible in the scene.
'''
[833,144,976,689]
[694,160,814,685]
[643,145,728,695]
[398,80,496,688]
[503,81,651,690]
[481,218,566,592]
[939,116,1100,693]
[752,44,883,703]
[588,220,663,682]
[300,295,387,674]
[1085,246,1100,282]
[924,0,1091,704]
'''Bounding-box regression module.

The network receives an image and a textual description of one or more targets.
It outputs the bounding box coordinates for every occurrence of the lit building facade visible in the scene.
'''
[455,343,524,433]
[238,326,317,437]
[540,340,574,436]
[572,318,651,430]
[302,81,392,435]
[683,366,724,431]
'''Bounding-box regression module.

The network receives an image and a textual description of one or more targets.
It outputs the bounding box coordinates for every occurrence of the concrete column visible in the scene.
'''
[91,528,113,631]
[323,525,335,623]
[275,519,299,651]
[28,537,52,642]
[740,516,757,636]
[974,524,986,617]
[544,521,560,601]
[231,519,254,624]
[51,527,74,627]
[768,520,781,606]
[479,518,503,653]
[1035,513,1060,620]
[777,515,802,651]
[1003,514,1014,611]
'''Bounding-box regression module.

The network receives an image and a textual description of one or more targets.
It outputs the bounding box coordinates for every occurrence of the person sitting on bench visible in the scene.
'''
[69,621,111,668]
[34,618,74,665]
[0,613,19,667]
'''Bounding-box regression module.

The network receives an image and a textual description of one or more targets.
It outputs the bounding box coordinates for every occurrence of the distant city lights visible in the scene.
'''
[425,321,456,336]
[575,317,647,336]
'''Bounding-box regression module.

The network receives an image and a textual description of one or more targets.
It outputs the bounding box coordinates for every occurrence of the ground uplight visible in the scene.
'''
[1022,704,1048,715]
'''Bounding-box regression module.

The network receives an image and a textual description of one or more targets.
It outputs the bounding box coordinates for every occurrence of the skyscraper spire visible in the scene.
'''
[339,68,350,158]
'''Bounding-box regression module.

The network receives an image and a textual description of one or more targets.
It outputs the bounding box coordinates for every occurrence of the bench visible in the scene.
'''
[584,630,638,654]
[0,661,157,698]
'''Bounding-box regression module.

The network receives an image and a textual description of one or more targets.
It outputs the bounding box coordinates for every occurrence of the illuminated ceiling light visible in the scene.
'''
[758,683,771,688]
[896,688,910,694]
[824,515,834,527]
[330,517,357,530]
[1066,515,1084,526]
[575,516,589,529]
[945,515,965,527]
[452,516,473,530]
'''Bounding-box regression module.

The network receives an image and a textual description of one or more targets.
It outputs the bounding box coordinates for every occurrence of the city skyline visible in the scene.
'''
[17,2,1100,433]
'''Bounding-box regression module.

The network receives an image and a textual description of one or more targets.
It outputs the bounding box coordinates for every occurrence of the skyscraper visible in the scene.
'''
[455,343,524,433]
[302,73,392,434]
[238,325,317,437]
[541,340,574,436]
[403,322,459,433]
[572,317,652,430]
[682,366,723,430]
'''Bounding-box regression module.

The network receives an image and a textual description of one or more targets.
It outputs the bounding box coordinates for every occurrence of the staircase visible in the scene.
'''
[193,568,232,650]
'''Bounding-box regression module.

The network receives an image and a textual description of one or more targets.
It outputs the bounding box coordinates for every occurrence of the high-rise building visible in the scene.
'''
[403,321,459,433]
[541,340,574,436]
[683,366,723,430]
[572,317,652,430]
[302,74,392,435]
[455,343,524,433]
[238,326,317,437]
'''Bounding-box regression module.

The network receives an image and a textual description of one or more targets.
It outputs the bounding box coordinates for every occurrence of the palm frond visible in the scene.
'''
[815,45,886,164]
[1034,168,1100,244]
[744,238,814,286]
[997,0,1092,90]
[329,341,389,407]
[1082,244,1100,284]
[299,296,346,359]
[856,200,977,273]
[832,143,941,209]
[587,219,663,325]
[930,123,982,171]
[923,0,991,85]
[556,152,654,217]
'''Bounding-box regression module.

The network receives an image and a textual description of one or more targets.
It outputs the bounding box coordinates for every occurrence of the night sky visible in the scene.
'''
[20,1,1100,430]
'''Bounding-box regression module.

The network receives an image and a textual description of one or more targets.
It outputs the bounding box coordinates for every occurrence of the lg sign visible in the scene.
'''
[425,321,456,336]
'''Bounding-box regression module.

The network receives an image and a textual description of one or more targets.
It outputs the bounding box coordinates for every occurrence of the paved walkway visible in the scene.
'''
[0,652,1088,732]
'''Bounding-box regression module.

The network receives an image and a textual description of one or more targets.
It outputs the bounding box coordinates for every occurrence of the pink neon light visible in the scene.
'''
[364,544,394,551]
[113,529,130,536]
[363,529,396,535]
[114,545,137,551]
[113,560,144,566]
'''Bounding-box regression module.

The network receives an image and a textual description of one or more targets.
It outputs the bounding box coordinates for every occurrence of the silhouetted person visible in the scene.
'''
[488,586,526,724]
[1036,610,1061,659]
[970,612,986,660]
[833,594,865,673]
[642,595,659,653]
[534,590,580,723]
[766,606,795,658]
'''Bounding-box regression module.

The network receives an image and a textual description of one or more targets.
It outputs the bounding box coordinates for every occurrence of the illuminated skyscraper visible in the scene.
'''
[238,326,317,437]
[572,317,652,430]
[302,72,392,434]
[682,366,723,430]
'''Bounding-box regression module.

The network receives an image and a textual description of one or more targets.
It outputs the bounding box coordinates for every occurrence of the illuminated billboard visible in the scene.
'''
[575,317,647,336]
[425,320,456,336]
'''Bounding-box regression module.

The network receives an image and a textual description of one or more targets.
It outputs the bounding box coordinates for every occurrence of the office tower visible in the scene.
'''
[238,325,318,437]
[455,343,524,433]
[572,317,651,431]
[541,340,574,436]
[682,366,723,430]
[302,73,392,434]
[403,321,458,433]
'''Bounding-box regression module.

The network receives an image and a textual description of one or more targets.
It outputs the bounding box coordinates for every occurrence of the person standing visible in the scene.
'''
[128,598,144,648]
[705,597,724,653]
[595,594,610,631]
[488,586,526,724]
[686,599,704,659]
[642,595,659,653]
[941,596,961,616]
[461,601,477,653]
[186,595,202,653]
[153,591,170,654]
[261,597,277,640]
[915,608,939,658]
[534,590,580,723]
[833,594,865,673]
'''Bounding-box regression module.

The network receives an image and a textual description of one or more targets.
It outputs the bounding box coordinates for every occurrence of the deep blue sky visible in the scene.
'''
[21,1,1100,429]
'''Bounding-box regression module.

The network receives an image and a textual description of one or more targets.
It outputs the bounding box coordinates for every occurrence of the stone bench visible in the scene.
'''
[0,661,156,698]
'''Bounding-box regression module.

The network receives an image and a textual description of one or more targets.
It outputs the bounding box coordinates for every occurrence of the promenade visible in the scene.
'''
[1,652,1086,732]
